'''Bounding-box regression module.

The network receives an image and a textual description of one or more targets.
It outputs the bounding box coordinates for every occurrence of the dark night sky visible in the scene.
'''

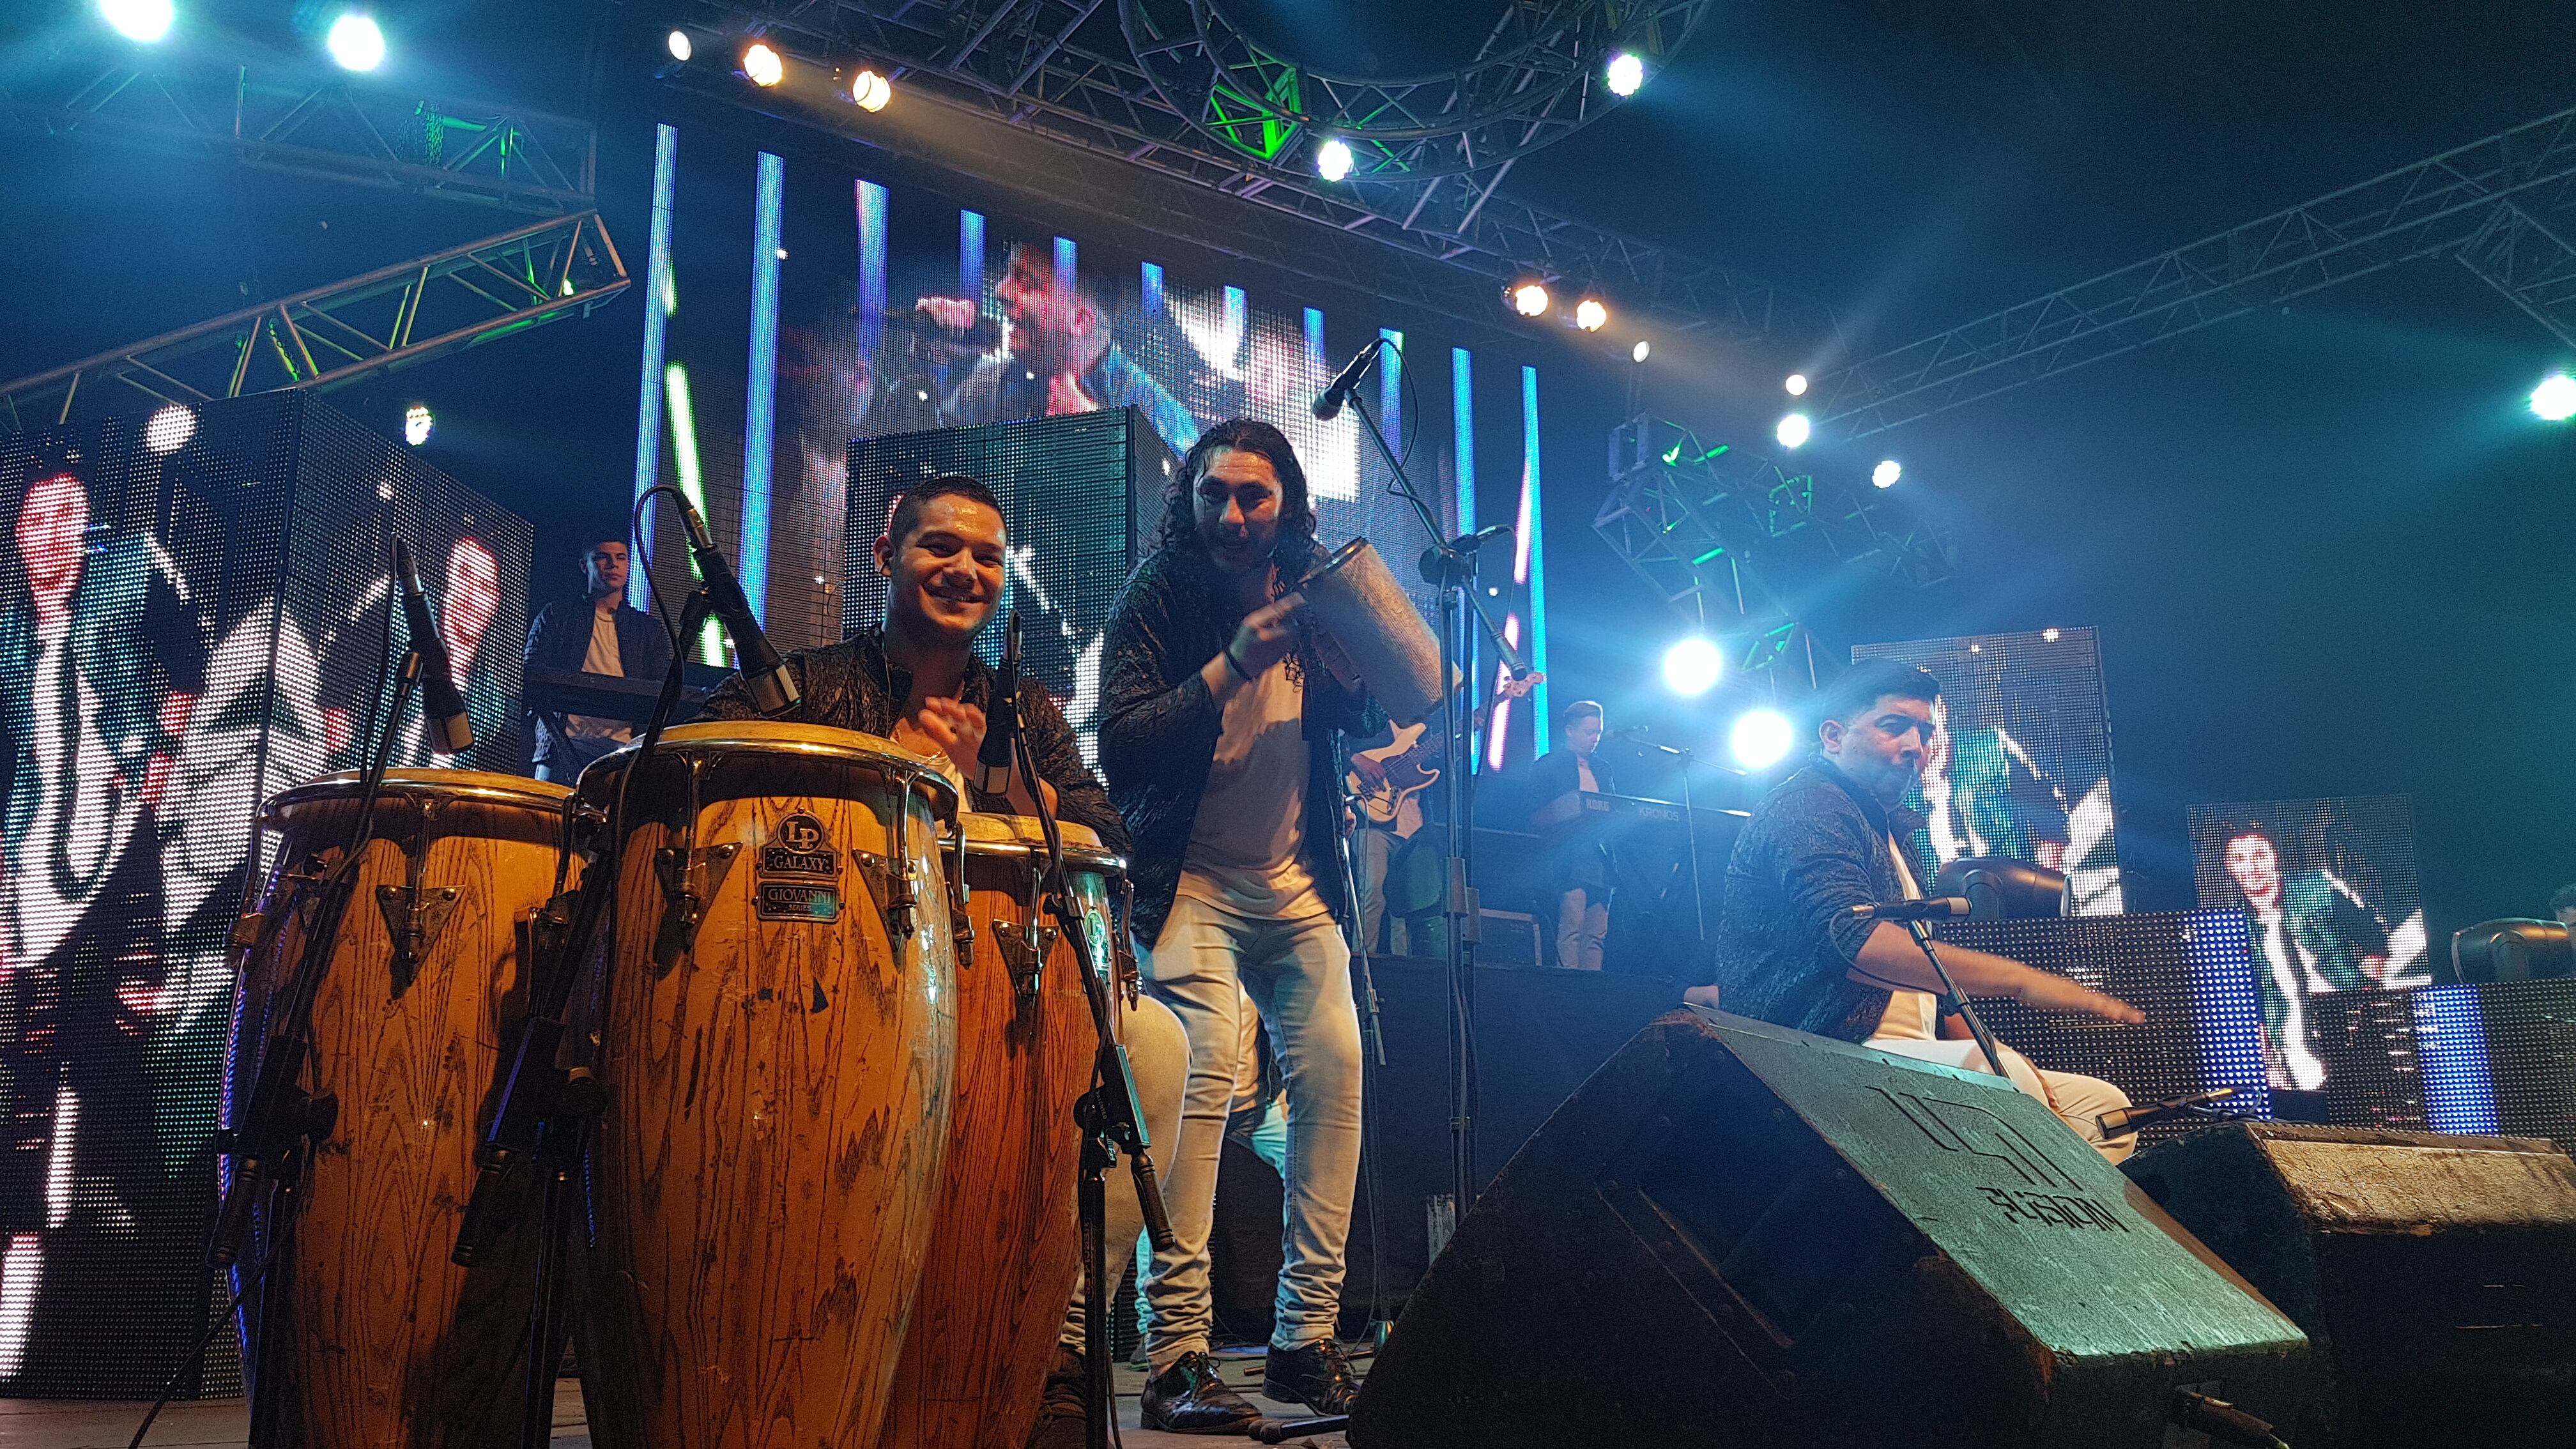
[3,1,2570,935]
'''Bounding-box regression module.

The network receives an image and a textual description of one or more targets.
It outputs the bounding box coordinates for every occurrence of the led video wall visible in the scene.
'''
[627,121,1560,760]
[0,394,528,1397]
[1850,627,2125,916]
[2188,794,2429,1094]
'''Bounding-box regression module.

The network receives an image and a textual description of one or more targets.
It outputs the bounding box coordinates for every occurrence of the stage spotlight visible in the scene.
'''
[1573,297,1609,332]
[326,12,385,72]
[1606,51,1645,98]
[742,41,785,87]
[2532,372,2576,422]
[666,30,693,62]
[1784,372,1809,395]
[1729,708,1795,770]
[1872,459,1901,488]
[1509,281,1552,318]
[1775,411,1811,449]
[1631,339,1651,363]
[1316,137,1354,181]
[403,403,433,447]
[100,0,174,42]
[144,405,194,454]
[1662,636,1724,697]
[850,67,891,111]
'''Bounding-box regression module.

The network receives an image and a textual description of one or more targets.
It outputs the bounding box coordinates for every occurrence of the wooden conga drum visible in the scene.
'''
[230,769,574,1448]
[573,722,960,1449]
[880,815,1128,1449]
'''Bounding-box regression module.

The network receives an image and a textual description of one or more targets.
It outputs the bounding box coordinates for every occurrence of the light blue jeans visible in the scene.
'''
[1138,891,1363,1366]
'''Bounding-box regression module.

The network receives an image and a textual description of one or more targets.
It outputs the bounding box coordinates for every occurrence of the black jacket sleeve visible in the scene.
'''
[1099,560,1223,786]
[1004,682,1128,854]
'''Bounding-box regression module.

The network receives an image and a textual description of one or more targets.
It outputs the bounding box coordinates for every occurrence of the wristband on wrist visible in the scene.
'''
[1223,647,1254,682]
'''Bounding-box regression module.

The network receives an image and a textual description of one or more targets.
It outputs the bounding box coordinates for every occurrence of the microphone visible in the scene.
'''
[1607,724,1652,739]
[392,539,474,755]
[976,609,1021,796]
[678,499,799,715]
[1445,522,1514,552]
[2097,1086,2239,1138]
[1310,337,1387,420]
[1848,897,1974,922]
[905,310,1005,351]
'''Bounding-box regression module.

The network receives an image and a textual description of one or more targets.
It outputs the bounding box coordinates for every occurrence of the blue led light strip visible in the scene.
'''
[856,179,887,359]
[1145,262,1168,316]
[1305,308,1326,376]
[627,123,677,612]
[2178,908,2273,1120]
[740,150,784,624]
[960,210,985,298]
[1522,364,1549,755]
[1451,347,1475,536]
[1378,328,1404,455]
[2411,985,2501,1135]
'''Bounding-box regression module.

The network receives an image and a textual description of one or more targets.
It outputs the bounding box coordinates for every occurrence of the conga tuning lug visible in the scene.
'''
[849,850,918,940]
[653,843,741,969]
[376,885,461,997]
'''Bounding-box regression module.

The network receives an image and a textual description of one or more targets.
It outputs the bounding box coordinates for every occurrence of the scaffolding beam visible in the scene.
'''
[0,210,627,429]
[684,0,1841,346]
[0,57,596,214]
[1815,106,2576,440]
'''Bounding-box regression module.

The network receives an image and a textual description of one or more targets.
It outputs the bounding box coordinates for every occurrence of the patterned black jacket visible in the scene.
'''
[1707,760,1928,1042]
[1100,542,1383,949]
[700,627,1126,852]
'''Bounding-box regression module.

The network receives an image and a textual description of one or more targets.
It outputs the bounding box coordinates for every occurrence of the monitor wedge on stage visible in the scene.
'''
[2124,1121,2576,1448]
[1348,1008,2310,1449]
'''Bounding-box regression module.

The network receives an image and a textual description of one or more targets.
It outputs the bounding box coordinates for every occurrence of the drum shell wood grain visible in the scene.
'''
[572,724,958,1449]
[878,818,1123,1449]
[232,770,574,1449]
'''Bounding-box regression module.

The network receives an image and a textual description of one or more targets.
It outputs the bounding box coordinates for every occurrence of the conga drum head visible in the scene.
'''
[231,768,574,1448]
[571,719,962,1449]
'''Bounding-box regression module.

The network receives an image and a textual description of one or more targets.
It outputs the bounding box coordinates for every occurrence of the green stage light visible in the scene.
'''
[100,0,174,42]
[2532,373,2576,422]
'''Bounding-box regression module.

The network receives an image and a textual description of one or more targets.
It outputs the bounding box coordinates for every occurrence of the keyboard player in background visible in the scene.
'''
[522,533,673,782]
[1693,659,2147,1160]
[1527,698,1616,970]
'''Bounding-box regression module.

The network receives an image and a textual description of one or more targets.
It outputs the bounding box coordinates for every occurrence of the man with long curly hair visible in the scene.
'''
[1100,418,1383,1430]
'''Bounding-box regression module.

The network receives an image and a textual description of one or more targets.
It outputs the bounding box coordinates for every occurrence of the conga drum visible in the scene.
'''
[880,815,1128,1449]
[229,769,576,1448]
[573,722,960,1449]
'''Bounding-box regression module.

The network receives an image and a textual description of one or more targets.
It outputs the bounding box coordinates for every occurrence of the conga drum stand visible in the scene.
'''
[1010,724,1177,1449]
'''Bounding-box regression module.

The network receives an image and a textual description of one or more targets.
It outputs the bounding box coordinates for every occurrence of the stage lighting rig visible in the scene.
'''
[850,67,891,111]
[1775,412,1811,449]
[1632,339,1651,363]
[1606,52,1645,98]
[2532,372,2576,422]
[144,404,194,454]
[404,403,433,446]
[1510,281,1552,318]
[1729,708,1795,769]
[1662,637,1724,696]
[667,30,693,62]
[1872,459,1901,488]
[99,0,174,43]
[326,12,385,72]
[1315,137,1354,181]
[1574,297,1609,332]
[1784,372,1809,395]
[742,41,785,88]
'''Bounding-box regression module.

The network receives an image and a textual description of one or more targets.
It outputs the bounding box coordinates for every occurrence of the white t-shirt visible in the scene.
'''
[1177,657,1325,919]
[565,608,631,742]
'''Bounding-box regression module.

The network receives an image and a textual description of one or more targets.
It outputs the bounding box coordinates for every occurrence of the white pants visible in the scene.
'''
[1061,992,1190,1354]
[1865,1035,2136,1163]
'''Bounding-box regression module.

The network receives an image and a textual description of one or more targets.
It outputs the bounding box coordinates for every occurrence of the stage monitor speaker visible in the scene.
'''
[2122,1122,2576,1449]
[1349,1008,2310,1449]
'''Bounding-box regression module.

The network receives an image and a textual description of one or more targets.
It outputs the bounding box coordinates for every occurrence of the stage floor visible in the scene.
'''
[5,1352,1353,1447]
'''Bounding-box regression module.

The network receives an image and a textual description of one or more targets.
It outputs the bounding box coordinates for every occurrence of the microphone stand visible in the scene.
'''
[1899,919,2012,1091]
[455,574,715,1449]
[1340,383,1517,1216]
[1624,737,1724,942]
[217,578,422,1445]
[1004,726,1176,1449]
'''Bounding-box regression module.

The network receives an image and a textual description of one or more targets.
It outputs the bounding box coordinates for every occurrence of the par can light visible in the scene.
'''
[742,41,785,87]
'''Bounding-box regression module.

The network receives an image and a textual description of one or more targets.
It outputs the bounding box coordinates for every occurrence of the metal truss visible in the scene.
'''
[1816,105,2576,440]
[1117,0,1709,178]
[1593,415,1953,655]
[0,55,596,213]
[684,1,1838,344]
[0,211,628,430]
